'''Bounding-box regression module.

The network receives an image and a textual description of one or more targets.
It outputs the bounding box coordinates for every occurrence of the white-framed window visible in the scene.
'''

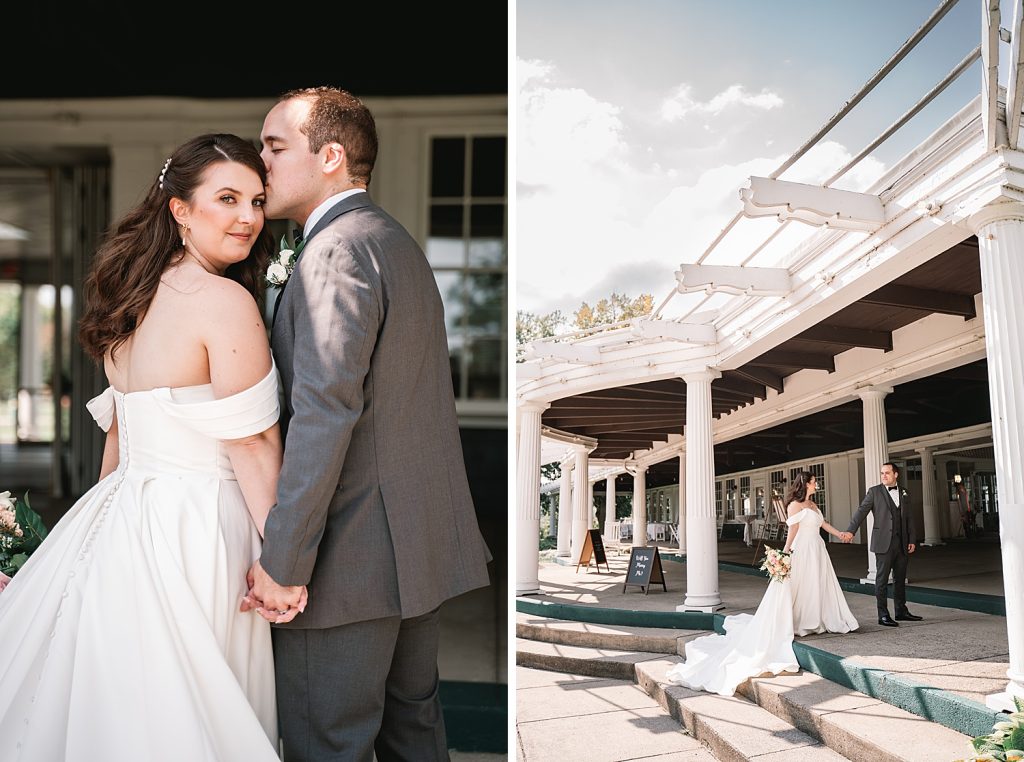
[425,133,506,411]
[808,462,826,516]
[725,478,737,520]
[740,475,751,515]
[715,480,723,522]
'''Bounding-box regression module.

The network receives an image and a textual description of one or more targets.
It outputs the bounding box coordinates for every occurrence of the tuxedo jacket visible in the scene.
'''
[261,192,492,628]
[846,483,917,555]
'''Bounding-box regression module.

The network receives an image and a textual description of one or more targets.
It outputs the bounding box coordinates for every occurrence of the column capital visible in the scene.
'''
[914,446,933,455]
[518,400,551,414]
[966,202,1024,233]
[571,442,595,454]
[856,385,894,401]
[681,368,722,384]
[627,462,648,474]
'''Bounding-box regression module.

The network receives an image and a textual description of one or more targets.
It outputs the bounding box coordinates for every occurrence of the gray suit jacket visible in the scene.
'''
[261,192,492,629]
[846,484,917,555]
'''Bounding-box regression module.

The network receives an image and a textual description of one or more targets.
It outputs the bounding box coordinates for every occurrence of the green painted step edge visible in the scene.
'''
[440,680,506,753]
[515,597,1000,740]
[794,642,1000,738]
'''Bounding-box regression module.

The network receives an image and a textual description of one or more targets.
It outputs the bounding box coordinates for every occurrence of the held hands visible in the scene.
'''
[837,531,854,543]
[240,559,308,624]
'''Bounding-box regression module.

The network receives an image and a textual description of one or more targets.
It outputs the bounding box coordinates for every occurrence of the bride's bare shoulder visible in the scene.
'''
[786,501,803,516]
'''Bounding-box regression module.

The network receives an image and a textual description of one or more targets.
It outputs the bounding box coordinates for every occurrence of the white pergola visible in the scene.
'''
[516,0,1024,713]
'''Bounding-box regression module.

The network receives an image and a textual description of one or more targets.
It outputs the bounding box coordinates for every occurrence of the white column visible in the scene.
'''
[969,204,1024,712]
[857,386,892,585]
[677,450,687,553]
[515,402,548,595]
[588,479,596,528]
[679,370,723,612]
[917,447,943,546]
[570,445,591,562]
[632,465,648,546]
[603,475,616,543]
[548,494,558,538]
[556,459,573,557]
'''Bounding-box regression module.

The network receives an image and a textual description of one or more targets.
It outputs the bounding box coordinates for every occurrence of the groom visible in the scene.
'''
[246,87,492,760]
[846,462,922,627]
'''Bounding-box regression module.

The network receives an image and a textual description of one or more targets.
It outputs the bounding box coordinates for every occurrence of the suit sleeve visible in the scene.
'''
[259,242,381,586]
[847,488,874,535]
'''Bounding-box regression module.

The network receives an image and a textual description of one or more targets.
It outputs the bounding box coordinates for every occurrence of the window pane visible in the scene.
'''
[431,137,465,197]
[432,270,463,337]
[468,204,505,267]
[466,272,504,334]
[427,205,465,267]
[467,337,502,399]
[471,137,506,197]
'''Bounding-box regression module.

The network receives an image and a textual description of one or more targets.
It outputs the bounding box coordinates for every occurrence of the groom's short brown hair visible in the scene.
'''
[882,462,899,475]
[281,86,379,186]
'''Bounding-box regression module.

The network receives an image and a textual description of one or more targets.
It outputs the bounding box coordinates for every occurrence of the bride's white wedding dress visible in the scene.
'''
[0,367,281,761]
[665,507,858,696]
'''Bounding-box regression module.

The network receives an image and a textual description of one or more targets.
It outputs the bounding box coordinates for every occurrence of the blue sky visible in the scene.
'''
[516,0,983,317]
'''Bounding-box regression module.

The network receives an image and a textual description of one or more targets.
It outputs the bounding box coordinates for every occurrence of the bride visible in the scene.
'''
[666,470,858,696]
[0,134,298,760]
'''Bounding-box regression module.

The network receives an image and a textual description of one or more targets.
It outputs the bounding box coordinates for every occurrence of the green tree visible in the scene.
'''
[516,308,567,346]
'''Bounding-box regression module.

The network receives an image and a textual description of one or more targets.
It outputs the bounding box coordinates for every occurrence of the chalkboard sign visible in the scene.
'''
[623,546,667,594]
[576,529,610,573]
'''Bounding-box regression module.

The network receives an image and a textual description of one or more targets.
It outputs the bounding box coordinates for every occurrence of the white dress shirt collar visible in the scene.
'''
[302,188,366,240]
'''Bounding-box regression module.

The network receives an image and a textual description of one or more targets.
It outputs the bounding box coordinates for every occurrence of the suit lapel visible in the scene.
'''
[271,192,375,330]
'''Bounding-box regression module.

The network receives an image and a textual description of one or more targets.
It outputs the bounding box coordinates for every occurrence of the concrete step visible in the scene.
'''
[517,627,978,761]
[737,669,977,762]
[516,612,701,655]
[516,641,848,761]
[515,637,663,681]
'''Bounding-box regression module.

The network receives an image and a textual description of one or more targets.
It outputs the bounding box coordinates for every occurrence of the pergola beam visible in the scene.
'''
[795,324,893,351]
[748,351,836,372]
[982,0,1003,150]
[859,284,976,318]
[1006,0,1024,147]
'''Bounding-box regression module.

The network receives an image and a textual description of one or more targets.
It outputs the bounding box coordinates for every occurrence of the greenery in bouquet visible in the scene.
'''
[0,490,48,576]
[959,695,1024,761]
[759,545,792,583]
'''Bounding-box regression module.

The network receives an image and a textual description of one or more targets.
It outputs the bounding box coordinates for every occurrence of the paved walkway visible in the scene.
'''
[528,537,1009,709]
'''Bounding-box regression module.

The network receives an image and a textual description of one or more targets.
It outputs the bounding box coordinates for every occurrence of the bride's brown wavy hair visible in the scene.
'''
[785,471,815,505]
[79,133,274,362]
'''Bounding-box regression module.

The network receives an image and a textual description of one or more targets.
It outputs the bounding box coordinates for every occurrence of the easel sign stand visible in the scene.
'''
[576,528,611,573]
[623,546,667,594]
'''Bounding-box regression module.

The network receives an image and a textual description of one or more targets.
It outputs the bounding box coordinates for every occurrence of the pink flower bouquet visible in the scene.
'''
[759,545,793,583]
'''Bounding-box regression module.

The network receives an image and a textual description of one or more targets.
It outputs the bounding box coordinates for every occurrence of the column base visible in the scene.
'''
[985,687,1024,713]
[555,550,571,557]
[676,601,725,613]
[516,587,543,596]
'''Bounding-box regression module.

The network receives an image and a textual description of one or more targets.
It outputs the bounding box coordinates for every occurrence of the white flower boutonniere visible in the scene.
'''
[265,248,296,287]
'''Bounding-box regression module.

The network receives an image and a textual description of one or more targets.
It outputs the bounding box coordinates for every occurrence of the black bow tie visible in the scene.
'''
[887,486,899,492]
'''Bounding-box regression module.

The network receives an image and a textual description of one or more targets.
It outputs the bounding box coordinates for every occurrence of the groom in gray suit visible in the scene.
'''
[247,87,492,761]
[846,462,922,627]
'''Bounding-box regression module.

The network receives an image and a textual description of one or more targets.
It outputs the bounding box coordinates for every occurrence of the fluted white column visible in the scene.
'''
[679,370,723,612]
[970,204,1024,712]
[570,445,591,562]
[857,387,892,585]
[549,494,558,538]
[515,402,549,594]
[588,479,596,528]
[632,465,648,546]
[556,459,573,557]
[917,447,943,546]
[603,475,617,543]
[677,450,687,553]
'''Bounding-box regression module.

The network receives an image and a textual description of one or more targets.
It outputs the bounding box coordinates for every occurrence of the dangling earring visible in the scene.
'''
[181,223,189,247]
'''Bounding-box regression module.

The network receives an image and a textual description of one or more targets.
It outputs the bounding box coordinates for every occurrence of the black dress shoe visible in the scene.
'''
[878,615,899,627]
[895,611,923,621]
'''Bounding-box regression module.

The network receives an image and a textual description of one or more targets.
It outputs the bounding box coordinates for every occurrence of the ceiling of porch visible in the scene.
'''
[543,236,988,487]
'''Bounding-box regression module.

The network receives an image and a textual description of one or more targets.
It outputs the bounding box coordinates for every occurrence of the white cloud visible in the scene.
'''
[661,83,784,122]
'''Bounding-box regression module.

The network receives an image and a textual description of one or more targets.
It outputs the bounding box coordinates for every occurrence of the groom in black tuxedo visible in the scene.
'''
[846,462,922,627]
